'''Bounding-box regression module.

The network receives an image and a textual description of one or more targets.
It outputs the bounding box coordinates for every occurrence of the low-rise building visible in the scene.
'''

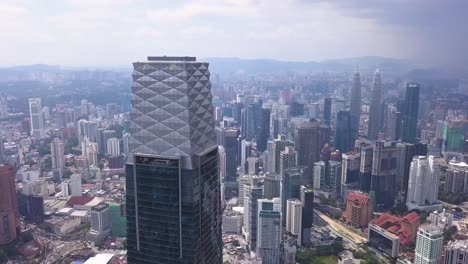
[342,192,372,228]
[44,216,81,235]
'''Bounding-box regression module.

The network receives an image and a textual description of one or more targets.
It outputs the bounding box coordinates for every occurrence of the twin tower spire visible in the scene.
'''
[349,66,382,140]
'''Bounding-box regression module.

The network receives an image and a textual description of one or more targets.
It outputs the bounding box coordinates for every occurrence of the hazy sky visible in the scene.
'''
[1,0,467,70]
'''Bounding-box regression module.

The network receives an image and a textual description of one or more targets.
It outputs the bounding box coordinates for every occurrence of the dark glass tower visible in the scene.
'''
[401,82,420,143]
[370,141,397,211]
[126,56,222,264]
[256,108,270,152]
[334,111,358,153]
[323,97,332,126]
[295,120,320,184]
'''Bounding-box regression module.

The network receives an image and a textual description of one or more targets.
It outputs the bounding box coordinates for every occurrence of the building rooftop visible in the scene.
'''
[347,192,369,205]
[84,253,115,264]
[372,212,419,245]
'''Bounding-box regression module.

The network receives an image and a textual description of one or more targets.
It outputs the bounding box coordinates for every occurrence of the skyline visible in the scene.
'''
[1,0,467,72]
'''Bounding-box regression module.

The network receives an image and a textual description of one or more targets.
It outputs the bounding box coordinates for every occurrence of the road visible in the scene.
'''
[313,209,367,245]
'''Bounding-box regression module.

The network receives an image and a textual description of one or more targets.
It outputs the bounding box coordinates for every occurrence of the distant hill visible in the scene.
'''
[204,56,413,76]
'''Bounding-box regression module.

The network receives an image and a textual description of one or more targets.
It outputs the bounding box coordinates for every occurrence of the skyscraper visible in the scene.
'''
[396,142,428,200]
[349,69,361,126]
[414,224,444,264]
[295,119,320,184]
[0,93,7,119]
[244,184,263,251]
[107,137,120,156]
[406,156,440,210]
[323,97,332,126]
[273,135,292,174]
[401,82,420,143]
[70,174,82,197]
[224,128,240,182]
[334,111,358,153]
[341,151,361,197]
[286,199,302,246]
[444,240,468,264]
[0,164,20,245]
[50,137,65,170]
[256,198,281,264]
[256,107,271,152]
[300,186,314,246]
[370,141,397,211]
[368,69,382,140]
[29,98,46,139]
[279,146,296,176]
[126,56,222,264]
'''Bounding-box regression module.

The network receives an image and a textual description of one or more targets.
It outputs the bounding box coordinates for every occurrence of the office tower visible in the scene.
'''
[0,165,19,245]
[442,120,465,153]
[286,199,302,246]
[264,173,281,199]
[0,93,7,119]
[77,120,98,144]
[280,146,296,176]
[126,56,222,263]
[282,167,303,225]
[319,124,331,151]
[247,156,260,175]
[386,105,399,140]
[359,143,373,192]
[341,151,360,197]
[323,97,332,126]
[61,182,70,198]
[50,137,65,170]
[445,240,468,264]
[109,203,127,237]
[244,184,263,251]
[444,161,468,194]
[273,135,292,174]
[342,192,371,228]
[224,128,240,182]
[295,119,320,184]
[243,104,256,140]
[401,82,420,143]
[122,133,130,158]
[406,156,441,210]
[107,137,120,156]
[240,138,252,170]
[70,174,82,197]
[334,111,358,153]
[88,203,111,241]
[100,130,116,154]
[370,141,397,211]
[396,142,428,200]
[414,224,444,264]
[368,69,382,139]
[300,186,314,246]
[256,108,271,152]
[314,158,342,196]
[29,98,46,138]
[349,69,361,126]
[81,137,98,167]
[256,198,281,264]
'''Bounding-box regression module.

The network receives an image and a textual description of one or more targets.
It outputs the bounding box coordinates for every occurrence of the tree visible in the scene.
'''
[21,231,34,243]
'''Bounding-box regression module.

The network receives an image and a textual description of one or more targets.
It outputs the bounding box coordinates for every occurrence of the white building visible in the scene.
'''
[70,174,82,197]
[88,203,111,242]
[414,224,444,264]
[445,239,468,264]
[81,137,98,166]
[50,138,65,169]
[106,137,120,156]
[61,182,70,198]
[406,156,442,211]
[429,209,453,229]
[286,198,302,246]
[222,208,243,234]
[256,198,281,264]
[29,98,46,138]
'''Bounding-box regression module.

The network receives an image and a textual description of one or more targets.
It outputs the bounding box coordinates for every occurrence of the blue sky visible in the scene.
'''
[1,0,466,70]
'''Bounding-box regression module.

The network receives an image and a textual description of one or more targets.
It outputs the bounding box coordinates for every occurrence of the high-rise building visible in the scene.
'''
[349,70,361,127]
[280,146,296,176]
[359,143,373,192]
[29,98,46,139]
[50,137,65,170]
[286,199,302,246]
[444,161,468,194]
[323,98,332,126]
[442,120,465,153]
[300,186,314,246]
[341,151,360,198]
[414,224,444,264]
[0,138,4,164]
[244,184,263,251]
[342,192,371,228]
[70,174,82,197]
[61,182,69,198]
[0,93,7,119]
[126,56,222,263]
[123,133,130,158]
[100,129,116,154]
[370,141,397,211]
[107,137,120,156]
[224,128,240,182]
[334,111,358,153]
[256,108,271,152]
[77,120,98,145]
[88,203,111,241]
[444,240,468,264]
[295,120,320,184]
[368,69,382,140]
[273,135,292,174]
[386,105,400,141]
[81,137,98,167]
[263,173,281,199]
[256,198,282,264]
[401,82,420,143]
[109,203,127,238]
[80,99,89,116]
[396,142,428,200]
[406,156,441,210]
[0,165,20,245]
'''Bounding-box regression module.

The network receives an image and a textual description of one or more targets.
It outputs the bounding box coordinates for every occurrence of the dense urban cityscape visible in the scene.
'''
[1,1,468,264]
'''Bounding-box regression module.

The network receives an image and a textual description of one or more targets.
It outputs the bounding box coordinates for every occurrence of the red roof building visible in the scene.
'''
[372,212,420,246]
[342,192,372,228]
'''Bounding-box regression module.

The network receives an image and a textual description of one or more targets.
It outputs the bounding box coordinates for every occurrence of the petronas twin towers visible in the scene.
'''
[349,68,382,140]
